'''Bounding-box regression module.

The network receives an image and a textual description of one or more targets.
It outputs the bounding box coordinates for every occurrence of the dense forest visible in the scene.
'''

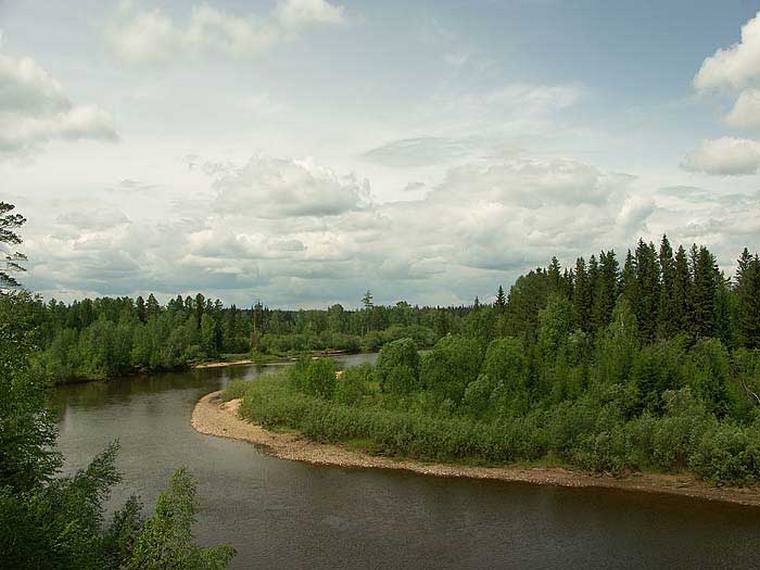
[229,236,760,485]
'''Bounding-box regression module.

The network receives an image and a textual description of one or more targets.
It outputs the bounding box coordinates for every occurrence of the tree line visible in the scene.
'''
[31,292,471,383]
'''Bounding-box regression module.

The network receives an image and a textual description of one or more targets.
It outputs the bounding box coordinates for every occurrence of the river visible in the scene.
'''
[52,354,760,569]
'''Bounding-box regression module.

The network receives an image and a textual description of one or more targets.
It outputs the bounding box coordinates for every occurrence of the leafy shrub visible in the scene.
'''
[335,363,372,405]
[303,358,337,399]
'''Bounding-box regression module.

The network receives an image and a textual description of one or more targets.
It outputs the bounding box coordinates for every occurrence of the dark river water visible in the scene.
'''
[52,354,760,569]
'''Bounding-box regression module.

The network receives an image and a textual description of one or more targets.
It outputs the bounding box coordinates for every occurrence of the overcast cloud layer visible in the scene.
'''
[3,1,760,307]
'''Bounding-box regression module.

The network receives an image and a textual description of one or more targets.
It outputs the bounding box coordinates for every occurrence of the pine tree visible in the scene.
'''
[0,202,27,290]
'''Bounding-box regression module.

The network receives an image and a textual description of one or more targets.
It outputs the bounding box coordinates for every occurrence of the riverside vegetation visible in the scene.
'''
[227,237,760,486]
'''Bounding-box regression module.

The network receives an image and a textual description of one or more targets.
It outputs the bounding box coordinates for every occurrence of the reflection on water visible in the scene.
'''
[54,353,760,569]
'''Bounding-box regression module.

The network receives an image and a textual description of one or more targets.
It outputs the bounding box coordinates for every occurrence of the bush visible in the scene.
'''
[335,364,372,406]
[221,379,252,402]
[303,358,337,399]
[689,422,760,485]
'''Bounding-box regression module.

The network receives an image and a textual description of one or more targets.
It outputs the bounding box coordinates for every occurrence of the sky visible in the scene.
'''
[2,0,760,308]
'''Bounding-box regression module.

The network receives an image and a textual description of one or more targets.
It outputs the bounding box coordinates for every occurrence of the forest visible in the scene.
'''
[228,237,760,485]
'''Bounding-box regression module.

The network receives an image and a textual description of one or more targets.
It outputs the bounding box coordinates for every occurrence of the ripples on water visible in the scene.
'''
[53,354,760,569]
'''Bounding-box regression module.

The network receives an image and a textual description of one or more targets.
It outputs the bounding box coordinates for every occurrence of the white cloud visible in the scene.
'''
[22,152,649,306]
[0,52,117,155]
[274,0,345,30]
[681,137,760,175]
[725,88,760,128]
[694,11,760,91]
[210,155,370,218]
[105,0,346,65]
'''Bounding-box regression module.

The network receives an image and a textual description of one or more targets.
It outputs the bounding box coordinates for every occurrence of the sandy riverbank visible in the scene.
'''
[191,391,760,507]
[194,359,256,369]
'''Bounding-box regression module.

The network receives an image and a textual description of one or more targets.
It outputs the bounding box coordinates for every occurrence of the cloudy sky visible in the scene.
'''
[2,0,760,307]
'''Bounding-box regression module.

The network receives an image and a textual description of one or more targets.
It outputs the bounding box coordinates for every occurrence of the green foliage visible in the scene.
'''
[420,335,483,404]
[375,337,420,394]
[0,292,60,492]
[480,337,529,413]
[303,358,337,399]
[687,338,731,417]
[222,379,253,402]
[335,363,372,406]
[128,468,236,569]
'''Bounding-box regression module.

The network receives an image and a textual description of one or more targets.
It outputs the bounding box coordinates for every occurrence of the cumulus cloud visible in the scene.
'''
[105,0,346,65]
[694,11,760,91]
[23,152,650,306]
[681,137,760,175]
[725,88,760,128]
[210,155,370,218]
[431,157,630,209]
[0,52,117,155]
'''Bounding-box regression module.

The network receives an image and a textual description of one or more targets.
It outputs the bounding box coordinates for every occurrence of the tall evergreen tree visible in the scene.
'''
[634,240,660,343]
[657,235,675,338]
[592,250,619,331]
[619,250,637,306]
[672,245,690,335]
[547,257,562,294]
[735,249,760,348]
[572,257,592,333]
[689,245,719,338]
[494,285,507,312]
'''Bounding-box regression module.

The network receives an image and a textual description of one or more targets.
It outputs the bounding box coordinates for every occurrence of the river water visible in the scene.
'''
[53,354,760,569]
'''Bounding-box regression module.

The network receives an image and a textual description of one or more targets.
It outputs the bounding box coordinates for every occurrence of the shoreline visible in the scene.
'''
[192,350,365,370]
[191,391,760,508]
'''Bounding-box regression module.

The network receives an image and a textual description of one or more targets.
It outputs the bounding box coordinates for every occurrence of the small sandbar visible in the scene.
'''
[192,391,760,507]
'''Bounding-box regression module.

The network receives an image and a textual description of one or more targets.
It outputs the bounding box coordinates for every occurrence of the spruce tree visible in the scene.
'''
[672,245,690,335]
[592,250,619,331]
[494,285,507,312]
[572,257,592,333]
[689,245,719,338]
[547,257,562,294]
[657,235,675,338]
[634,240,660,343]
[736,249,760,348]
